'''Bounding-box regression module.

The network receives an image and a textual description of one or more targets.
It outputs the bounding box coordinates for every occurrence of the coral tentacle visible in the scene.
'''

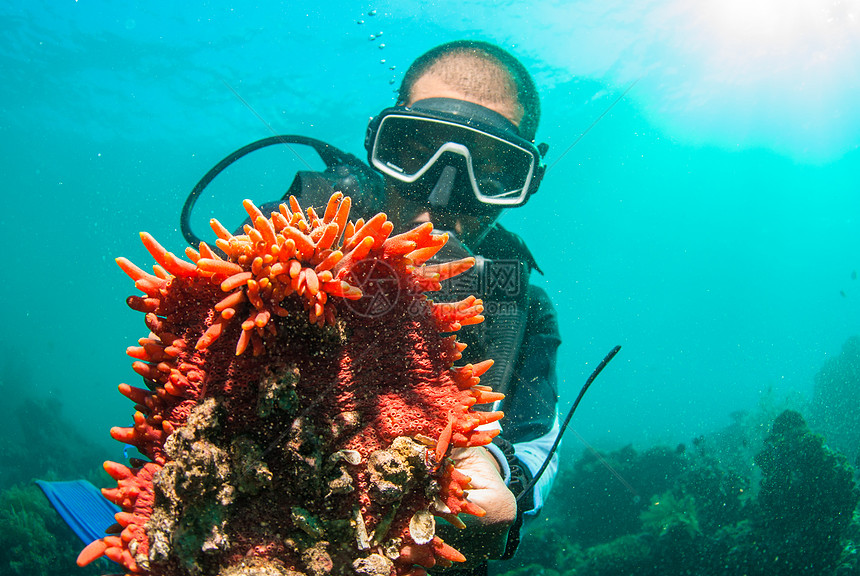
[116,257,155,283]
[77,539,108,567]
[322,191,343,223]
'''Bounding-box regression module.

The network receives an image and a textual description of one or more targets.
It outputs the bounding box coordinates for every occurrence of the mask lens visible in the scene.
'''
[473,140,534,203]
[374,116,443,175]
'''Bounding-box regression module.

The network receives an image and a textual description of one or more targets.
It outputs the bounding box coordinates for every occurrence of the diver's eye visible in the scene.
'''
[475,161,505,179]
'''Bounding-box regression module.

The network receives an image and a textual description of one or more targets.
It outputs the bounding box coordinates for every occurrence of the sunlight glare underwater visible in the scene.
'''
[539,0,860,162]
[655,0,859,161]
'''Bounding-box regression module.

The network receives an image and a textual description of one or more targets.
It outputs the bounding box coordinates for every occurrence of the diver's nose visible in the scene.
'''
[427,165,457,208]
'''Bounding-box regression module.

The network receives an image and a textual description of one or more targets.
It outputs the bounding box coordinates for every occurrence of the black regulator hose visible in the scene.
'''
[180,135,360,248]
[516,345,622,503]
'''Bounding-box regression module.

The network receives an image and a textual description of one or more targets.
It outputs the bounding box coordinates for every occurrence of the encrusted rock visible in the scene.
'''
[301,542,333,576]
[352,553,394,576]
[85,195,500,575]
[217,557,302,576]
[330,410,361,439]
[327,465,354,495]
[367,451,412,503]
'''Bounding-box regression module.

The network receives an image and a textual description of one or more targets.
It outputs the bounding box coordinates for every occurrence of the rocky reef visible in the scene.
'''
[810,335,860,466]
[78,194,503,576]
[753,409,859,574]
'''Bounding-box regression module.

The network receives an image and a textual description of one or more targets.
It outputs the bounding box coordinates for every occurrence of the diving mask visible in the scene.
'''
[365,98,547,213]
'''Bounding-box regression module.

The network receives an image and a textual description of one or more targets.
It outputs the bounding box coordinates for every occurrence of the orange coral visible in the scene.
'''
[80,193,503,576]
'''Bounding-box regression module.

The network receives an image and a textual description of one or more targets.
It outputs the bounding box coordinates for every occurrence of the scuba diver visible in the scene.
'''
[186,39,561,574]
[349,40,561,574]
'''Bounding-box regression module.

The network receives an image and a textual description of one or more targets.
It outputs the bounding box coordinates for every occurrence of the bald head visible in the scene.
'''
[406,53,524,126]
[397,41,540,140]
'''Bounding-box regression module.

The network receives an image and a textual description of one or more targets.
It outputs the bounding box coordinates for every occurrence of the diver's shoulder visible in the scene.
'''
[478,223,542,274]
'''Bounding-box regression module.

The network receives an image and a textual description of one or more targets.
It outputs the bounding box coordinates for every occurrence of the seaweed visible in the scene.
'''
[493,408,860,576]
[542,443,690,548]
[0,483,105,576]
[752,410,860,574]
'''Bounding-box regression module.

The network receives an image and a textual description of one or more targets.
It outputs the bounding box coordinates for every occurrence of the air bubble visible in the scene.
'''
[357,19,365,25]
[379,43,385,49]
[368,9,377,16]
[369,34,376,41]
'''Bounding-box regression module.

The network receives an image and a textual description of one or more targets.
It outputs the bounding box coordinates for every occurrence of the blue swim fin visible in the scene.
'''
[35,479,118,545]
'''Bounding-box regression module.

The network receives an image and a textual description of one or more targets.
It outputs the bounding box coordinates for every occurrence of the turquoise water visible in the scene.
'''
[1,0,858,461]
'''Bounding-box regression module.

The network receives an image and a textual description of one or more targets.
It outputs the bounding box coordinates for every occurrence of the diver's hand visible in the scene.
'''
[434,446,517,569]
